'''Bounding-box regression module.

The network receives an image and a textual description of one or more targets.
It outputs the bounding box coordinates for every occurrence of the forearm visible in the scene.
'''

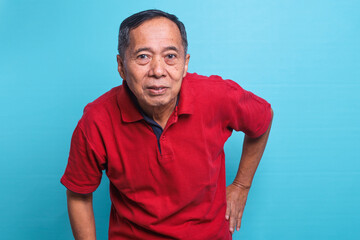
[233,109,273,188]
[66,190,96,240]
[226,109,273,233]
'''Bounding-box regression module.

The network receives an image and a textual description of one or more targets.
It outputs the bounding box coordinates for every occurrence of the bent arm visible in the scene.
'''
[233,108,273,188]
[66,189,96,240]
[226,108,273,233]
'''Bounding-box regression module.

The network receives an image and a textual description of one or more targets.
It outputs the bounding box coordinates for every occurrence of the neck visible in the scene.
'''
[139,97,177,129]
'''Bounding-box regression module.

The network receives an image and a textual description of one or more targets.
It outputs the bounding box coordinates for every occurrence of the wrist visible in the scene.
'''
[232,180,251,190]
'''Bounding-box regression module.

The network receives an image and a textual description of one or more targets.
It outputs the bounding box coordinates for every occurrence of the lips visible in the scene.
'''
[147,86,168,95]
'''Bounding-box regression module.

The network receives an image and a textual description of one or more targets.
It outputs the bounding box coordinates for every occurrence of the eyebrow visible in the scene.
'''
[163,46,179,52]
[133,46,179,55]
[134,47,151,55]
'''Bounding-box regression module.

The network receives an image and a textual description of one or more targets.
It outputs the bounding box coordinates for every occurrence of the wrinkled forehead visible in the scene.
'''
[127,17,183,51]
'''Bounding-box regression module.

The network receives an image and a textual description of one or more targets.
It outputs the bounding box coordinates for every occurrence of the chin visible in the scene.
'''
[145,96,172,107]
[149,100,170,107]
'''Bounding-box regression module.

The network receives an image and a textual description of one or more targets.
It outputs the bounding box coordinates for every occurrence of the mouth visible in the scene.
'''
[147,86,168,95]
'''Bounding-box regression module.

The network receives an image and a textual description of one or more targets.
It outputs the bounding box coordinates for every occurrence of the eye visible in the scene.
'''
[137,54,148,59]
[165,54,178,65]
[167,54,176,59]
[135,54,150,64]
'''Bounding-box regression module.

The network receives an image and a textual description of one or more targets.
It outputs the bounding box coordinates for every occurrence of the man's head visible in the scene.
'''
[116,10,190,112]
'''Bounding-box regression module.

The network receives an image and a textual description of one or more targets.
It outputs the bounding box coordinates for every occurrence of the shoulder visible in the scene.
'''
[184,72,246,100]
[185,72,243,89]
[78,85,122,128]
[184,72,225,84]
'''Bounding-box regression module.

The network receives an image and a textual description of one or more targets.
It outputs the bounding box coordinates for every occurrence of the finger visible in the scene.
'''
[229,204,237,234]
[225,201,231,220]
[229,215,235,233]
[236,209,243,231]
[236,216,241,231]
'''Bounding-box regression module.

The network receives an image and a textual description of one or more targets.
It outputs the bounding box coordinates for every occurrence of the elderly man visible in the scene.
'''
[61,9,273,240]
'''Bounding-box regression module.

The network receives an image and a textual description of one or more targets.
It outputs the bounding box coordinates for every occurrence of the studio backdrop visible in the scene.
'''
[0,0,359,239]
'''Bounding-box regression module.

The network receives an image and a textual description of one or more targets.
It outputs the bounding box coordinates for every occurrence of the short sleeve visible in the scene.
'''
[226,81,272,138]
[60,123,105,194]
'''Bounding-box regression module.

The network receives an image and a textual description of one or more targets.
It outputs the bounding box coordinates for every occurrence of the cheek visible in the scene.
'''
[126,69,145,87]
[172,79,183,93]
[170,64,185,77]
[125,73,144,95]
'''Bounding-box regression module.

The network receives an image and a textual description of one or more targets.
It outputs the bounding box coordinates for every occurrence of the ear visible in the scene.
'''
[117,55,126,80]
[183,54,190,78]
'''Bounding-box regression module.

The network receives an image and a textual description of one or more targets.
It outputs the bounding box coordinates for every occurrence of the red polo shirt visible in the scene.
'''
[61,73,272,239]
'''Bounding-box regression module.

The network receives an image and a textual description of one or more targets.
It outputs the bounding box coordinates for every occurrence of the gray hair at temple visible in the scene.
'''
[117,9,188,59]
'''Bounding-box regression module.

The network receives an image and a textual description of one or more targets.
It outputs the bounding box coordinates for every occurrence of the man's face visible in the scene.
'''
[117,17,190,110]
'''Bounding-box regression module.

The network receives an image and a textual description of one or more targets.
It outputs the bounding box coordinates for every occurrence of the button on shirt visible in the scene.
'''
[61,73,272,239]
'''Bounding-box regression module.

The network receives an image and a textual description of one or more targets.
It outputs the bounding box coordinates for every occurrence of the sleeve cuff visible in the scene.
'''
[60,175,99,194]
[249,105,272,138]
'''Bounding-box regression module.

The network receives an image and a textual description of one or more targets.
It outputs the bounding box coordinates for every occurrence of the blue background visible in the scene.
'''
[1,0,359,239]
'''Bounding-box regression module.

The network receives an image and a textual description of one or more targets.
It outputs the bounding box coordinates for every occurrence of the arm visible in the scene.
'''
[225,109,273,234]
[66,189,96,240]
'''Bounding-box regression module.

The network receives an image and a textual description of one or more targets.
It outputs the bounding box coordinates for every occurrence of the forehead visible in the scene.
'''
[128,17,183,51]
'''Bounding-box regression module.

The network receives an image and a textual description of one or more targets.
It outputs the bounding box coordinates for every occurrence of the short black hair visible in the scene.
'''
[117,9,188,59]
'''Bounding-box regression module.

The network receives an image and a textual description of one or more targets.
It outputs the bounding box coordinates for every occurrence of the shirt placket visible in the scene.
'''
[157,107,179,163]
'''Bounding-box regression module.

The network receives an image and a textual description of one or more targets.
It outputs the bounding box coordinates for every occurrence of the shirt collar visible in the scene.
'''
[117,74,194,123]
[177,73,194,115]
[117,81,143,123]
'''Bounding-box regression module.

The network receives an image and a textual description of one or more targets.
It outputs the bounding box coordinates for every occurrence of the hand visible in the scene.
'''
[225,181,250,234]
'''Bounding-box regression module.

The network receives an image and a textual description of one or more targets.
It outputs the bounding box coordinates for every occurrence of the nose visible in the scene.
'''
[149,56,166,79]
